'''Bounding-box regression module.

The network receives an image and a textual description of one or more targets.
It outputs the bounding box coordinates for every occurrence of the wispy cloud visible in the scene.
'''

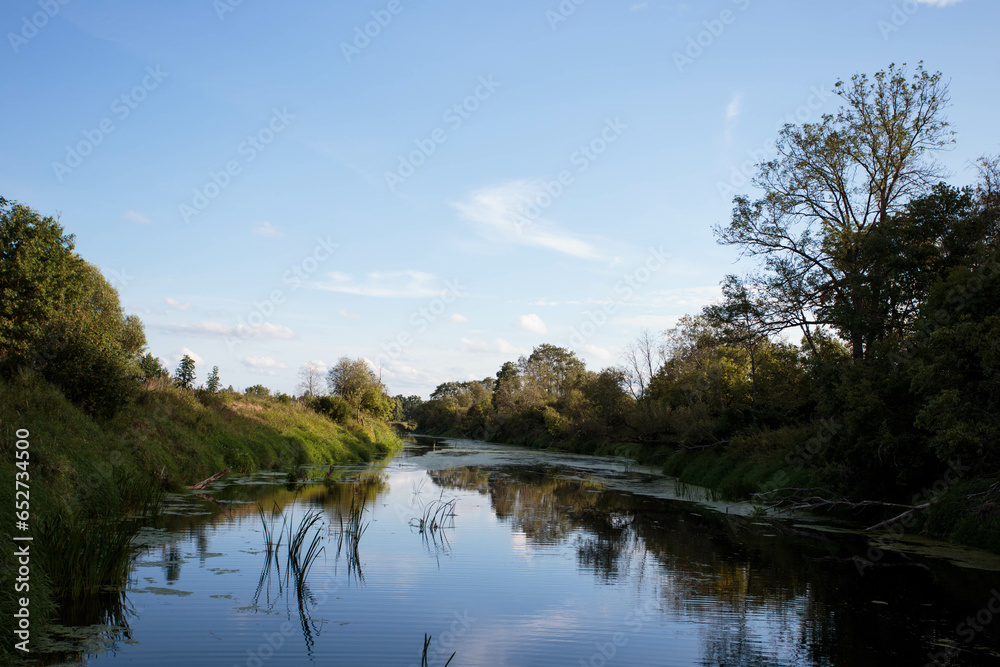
[164,296,193,312]
[339,309,362,321]
[311,270,441,298]
[242,356,288,370]
[170,347,204,365]
[916,0,962,5]
[153,321,294,339]
[123,210,153,224]
[252,221,284,238]
[449,314,469,323]
[630,2,649,10]
[459,337,529,356]
[453,181,600,260]
[518,313,548,334]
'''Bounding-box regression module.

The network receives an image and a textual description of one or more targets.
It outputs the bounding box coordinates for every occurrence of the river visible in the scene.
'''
[33,435,1000,666]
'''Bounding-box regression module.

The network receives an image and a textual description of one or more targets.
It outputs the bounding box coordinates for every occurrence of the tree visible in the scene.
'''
[1,199,148,418]
[715,64,953,360]
[296,361,326,397]
[174,355,196,389]
[244,384,271,398]
[206,366,221,393]
[326,356,389,420]
[702,276,770,401]
[621,329,665,400]
[139,353,169,380]
[518,344,586,404]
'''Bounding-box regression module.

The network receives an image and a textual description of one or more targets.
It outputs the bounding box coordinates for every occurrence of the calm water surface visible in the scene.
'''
[36,436,1000,666]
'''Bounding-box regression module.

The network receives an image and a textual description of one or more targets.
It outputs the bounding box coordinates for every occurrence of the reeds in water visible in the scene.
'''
[421,633,456,667]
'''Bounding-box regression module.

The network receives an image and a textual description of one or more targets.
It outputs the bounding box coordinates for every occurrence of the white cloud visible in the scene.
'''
[339,309,362,321]
[449,314,469,323]
[242,356,289,370]
[311,270,440,298]
[164,297,193,312]
[252,221,284,238]
[915,0,962,5]
[171,347,204,365]
[153,321,294,340]
[452,181,601,260]
[459,338,492,352]
[494,338,526,356]
[725,92,743,121]
[459,337,528,357]
[123,210,153,224]
[518,314,548,335]
[630,2,649,10]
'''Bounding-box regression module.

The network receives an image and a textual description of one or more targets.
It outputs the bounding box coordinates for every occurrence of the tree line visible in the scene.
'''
[415,64,1000,503]
[0,201,400,429]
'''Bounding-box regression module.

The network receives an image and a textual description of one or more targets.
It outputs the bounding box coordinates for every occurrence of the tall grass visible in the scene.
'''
[255,502,327,604]
[333,493,369,582]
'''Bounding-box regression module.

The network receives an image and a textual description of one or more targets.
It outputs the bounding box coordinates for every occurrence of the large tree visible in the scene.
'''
[326,356,389,420]
[1,198,147,417]
[715,64,953,360]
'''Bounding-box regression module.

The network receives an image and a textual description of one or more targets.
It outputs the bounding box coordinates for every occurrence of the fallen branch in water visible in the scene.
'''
[187,468,230,490]
[752,487,933,531]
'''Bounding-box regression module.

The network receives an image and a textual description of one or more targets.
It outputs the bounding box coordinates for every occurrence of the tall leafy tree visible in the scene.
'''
[1,198,147,418]
[715,64,953,360]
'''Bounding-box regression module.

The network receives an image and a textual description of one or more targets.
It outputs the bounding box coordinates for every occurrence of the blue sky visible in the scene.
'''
[3,0,998,397]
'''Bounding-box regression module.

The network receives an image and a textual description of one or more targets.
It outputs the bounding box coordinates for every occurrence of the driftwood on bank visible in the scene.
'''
[752,487,933,532]
[187,468,230,491]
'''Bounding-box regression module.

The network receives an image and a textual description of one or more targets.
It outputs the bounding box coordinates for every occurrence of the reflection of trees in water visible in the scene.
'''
[430,463,955,666]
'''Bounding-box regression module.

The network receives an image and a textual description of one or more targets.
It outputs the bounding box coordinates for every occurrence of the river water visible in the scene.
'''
[36,436,1000,666]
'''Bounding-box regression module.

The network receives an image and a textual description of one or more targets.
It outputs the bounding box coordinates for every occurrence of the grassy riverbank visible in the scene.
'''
[0,372,403,658]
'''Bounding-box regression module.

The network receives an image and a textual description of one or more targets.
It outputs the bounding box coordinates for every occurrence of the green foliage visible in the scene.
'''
[327,356,394,420]
[312,394,352,423]
[245,383,271,398]
[139,352,169,380]
[206,365,221,392]
[174,354,197,389]
[0,199,148,419]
